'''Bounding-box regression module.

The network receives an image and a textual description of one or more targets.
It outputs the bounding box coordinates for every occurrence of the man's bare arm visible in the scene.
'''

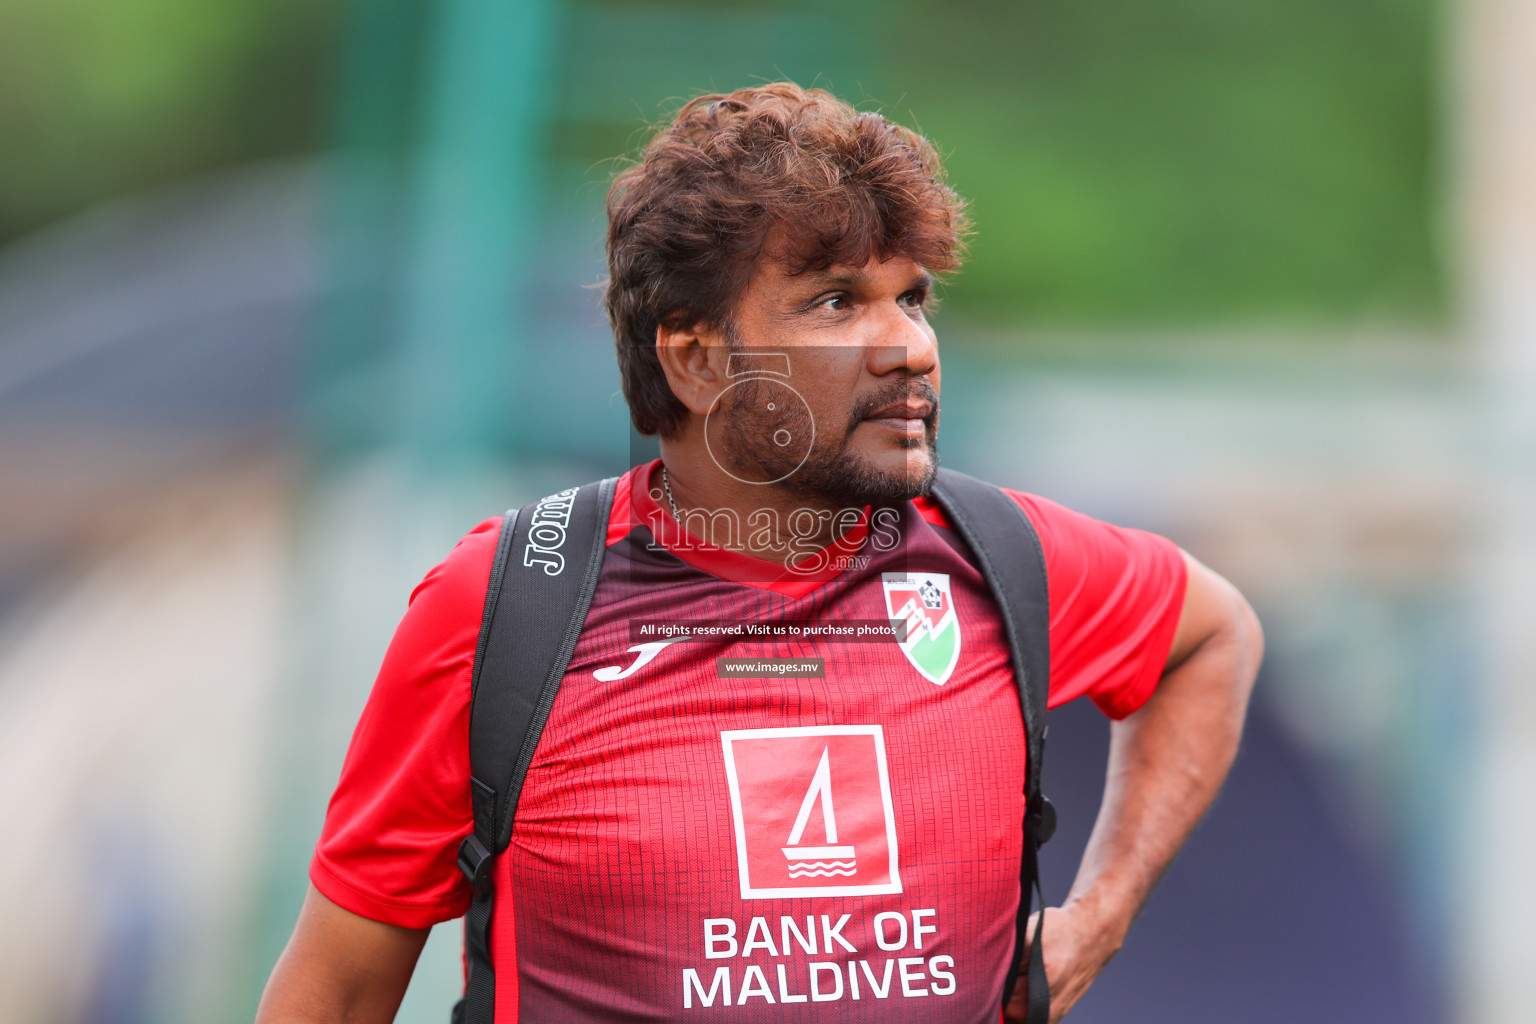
[1007,551,1264,1022]
[256,884,431,1024]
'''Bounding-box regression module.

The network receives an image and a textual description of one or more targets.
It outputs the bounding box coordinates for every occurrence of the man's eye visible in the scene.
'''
[899,290,927,309]
[818,294,850,311]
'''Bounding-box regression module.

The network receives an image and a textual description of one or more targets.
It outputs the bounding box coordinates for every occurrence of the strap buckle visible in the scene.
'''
[1025,795,1057,847]
[457,834,496,896]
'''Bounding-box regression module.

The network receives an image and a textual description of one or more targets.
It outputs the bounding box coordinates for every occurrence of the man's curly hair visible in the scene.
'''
[604,82,969,438]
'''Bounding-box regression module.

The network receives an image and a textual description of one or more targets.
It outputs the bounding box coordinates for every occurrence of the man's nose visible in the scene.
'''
[865,306,938,377]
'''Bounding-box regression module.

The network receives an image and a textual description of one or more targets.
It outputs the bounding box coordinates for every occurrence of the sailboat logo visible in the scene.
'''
[782,748,856,878]
[720,725,902,899]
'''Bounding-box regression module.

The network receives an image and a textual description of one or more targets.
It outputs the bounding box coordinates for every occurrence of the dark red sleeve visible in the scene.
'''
[1002,490,1188,720]
[308,517,501,928]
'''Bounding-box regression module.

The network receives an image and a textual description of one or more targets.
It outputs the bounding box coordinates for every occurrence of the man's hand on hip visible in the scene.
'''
[1003,899,1127,1023]
[1007,551,1263,1021]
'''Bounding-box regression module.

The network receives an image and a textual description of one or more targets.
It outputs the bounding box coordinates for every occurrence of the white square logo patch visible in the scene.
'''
[720,725,902,899]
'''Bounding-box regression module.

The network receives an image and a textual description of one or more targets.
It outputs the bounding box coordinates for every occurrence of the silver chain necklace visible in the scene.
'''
[661,465,683,520]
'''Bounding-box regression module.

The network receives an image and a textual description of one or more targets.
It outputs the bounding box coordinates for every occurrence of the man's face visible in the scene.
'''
[705,253,942,507]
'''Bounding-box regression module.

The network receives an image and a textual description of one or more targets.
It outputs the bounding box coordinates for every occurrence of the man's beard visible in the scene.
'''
[716,375,939,507]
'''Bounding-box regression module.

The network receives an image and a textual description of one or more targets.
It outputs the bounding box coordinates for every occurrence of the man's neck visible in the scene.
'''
[653,443,869,566]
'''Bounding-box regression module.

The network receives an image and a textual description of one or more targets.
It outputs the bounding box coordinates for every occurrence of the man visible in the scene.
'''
[257,83,1262,1023]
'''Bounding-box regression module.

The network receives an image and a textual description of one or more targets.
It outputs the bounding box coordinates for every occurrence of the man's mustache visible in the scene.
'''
[845,378,940,434]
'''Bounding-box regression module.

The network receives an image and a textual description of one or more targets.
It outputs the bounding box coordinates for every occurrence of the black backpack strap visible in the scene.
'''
[455,476,618,1024]
[930,467,1054,1023]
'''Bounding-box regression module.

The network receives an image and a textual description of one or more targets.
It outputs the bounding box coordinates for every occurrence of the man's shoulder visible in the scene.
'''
[397,514,505,628]
[913,477,1079,542]
[916,478,1182,590]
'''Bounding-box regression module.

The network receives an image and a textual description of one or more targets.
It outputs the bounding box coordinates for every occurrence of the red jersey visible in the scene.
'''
[311,460,1186,1023]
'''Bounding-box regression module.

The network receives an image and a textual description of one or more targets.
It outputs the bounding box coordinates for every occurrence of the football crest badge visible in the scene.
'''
[882,572,962,685]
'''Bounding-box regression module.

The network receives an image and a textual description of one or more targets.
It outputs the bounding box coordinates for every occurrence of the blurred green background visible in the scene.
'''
[0,0,1443,324]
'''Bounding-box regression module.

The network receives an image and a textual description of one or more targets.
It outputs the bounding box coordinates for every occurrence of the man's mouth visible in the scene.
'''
[860,400,934,436]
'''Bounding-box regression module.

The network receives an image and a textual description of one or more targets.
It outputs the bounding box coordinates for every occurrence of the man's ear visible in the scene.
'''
[655,318,730,418]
